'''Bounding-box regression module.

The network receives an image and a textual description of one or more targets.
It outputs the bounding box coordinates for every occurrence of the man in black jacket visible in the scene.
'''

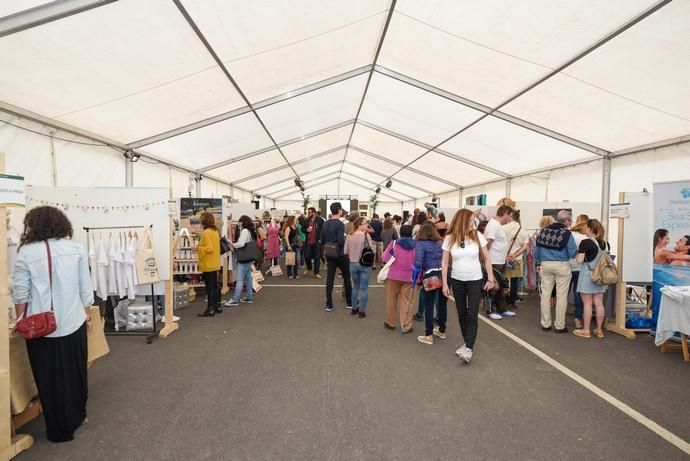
[303,206,324,279]
[320,202,352,311]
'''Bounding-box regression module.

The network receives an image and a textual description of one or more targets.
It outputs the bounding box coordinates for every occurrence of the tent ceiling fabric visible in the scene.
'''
[1,0,688,201]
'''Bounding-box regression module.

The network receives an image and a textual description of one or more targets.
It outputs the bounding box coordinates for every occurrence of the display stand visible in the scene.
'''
[0,154,33,459]
[608,192,638,339]
[160,205,179,338]
[84,225,159,344]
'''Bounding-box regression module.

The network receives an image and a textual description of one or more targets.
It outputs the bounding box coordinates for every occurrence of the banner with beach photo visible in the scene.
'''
[652,180,690,325]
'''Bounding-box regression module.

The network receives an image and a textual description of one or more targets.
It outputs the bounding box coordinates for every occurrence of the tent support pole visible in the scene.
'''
[505,178,512,199]
[125,159,133,187]
[601,158,611,223]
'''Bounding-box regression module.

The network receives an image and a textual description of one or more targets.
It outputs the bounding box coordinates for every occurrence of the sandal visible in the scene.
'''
[594,329,604,338]
[572,329,591,339]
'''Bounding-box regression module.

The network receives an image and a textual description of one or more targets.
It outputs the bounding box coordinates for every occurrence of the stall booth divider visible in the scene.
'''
[0,154,33,459]
[84,225,158,344]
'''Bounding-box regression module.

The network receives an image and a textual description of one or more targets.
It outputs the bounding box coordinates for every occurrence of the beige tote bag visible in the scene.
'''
[135,225,160,283]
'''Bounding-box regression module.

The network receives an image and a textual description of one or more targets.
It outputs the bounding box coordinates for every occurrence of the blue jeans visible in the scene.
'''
[350,262,372,312]
[571,271,583,320]
[423,288,447,336]
[231,262,253,302]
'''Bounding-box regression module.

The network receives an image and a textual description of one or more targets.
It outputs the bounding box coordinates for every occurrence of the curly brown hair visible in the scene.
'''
[200,212,217,231]
[20,206,73,248]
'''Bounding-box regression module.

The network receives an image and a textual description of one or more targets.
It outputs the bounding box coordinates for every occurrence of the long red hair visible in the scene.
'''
[447,209,479,248]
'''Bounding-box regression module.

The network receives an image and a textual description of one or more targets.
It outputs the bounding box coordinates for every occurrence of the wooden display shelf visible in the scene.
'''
[178,247,198,250]
[174,258,197,262]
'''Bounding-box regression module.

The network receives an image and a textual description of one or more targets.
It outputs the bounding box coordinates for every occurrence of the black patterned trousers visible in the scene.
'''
[451,278,483,349]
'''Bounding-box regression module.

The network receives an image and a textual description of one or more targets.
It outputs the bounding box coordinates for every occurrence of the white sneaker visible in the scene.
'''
[345,305,353,310]
[433,327,447,340]
[489,312,502,320]
[501,310,516,317]
[224,300,239,307]
[463,348,473,363]
[417,335,433,345]
[456,343,467,358]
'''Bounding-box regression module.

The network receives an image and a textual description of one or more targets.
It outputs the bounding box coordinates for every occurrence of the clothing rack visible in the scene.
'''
[83,225,158,344]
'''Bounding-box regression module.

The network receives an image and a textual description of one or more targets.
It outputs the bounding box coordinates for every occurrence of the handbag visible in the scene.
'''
[377,242,396,284]
[270,265,283,277]
[220,235,231,255]
[14,241,57,340]
[504,258,523,279]
[323,241,339,259]
[251,264,265,283]
[237,239,259,263]
[135,225,159,283]
[359,235,375,267]
[422,269,442,291]
[285,250,296,266]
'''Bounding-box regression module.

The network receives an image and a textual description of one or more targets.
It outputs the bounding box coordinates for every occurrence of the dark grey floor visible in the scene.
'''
[16,275,690,460]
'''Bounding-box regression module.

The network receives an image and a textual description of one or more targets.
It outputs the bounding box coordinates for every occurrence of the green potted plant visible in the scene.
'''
[302,194,311,213]
[369,194,379,215]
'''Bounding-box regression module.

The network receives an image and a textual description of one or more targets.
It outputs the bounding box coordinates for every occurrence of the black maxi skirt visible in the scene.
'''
[26,322,88,443]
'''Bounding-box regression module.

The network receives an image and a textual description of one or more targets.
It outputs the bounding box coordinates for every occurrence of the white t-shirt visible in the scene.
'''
[503,221,529,257]
[484,218,508,264]
[443,233,487,281]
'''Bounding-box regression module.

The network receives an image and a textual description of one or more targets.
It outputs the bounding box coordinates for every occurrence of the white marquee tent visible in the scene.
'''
[1,0,689,225]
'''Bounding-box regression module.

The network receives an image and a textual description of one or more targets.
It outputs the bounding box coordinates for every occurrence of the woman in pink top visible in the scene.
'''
[381,224,417,333]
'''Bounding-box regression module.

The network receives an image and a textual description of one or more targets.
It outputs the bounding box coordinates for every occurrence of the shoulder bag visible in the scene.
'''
[15,241,57,340]
[504,225,523,278]
[236,231,260,263]
[359,235,375,267]
[220,234,232,255]
[377,242,396,284]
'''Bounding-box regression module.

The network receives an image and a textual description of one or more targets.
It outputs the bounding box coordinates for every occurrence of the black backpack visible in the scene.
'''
[359,235,375,267]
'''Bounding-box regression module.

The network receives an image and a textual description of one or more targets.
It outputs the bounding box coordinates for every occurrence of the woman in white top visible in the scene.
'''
[12,206,93,442]
[441,209,495,364]
[226,215,258,306]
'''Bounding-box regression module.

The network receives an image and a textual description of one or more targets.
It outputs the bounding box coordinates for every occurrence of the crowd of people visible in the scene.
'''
[195,202,621,358]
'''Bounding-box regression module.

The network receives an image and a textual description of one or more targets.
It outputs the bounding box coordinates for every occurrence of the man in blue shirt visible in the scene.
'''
[370,213,383,270]
[535,210,577,333]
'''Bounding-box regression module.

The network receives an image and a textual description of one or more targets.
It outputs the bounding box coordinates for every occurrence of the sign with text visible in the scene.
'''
[0,174,25,207]
[609,202,631,219]
[654,181,690,237]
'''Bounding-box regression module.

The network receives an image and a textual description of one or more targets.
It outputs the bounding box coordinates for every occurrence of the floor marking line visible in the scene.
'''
[259,284,384,288]
[477,313,690,455]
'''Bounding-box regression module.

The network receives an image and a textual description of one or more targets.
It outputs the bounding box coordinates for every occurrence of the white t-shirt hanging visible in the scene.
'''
[443,233,487,281]
[88,233,98,293]
[124,235,138,299]
[107,234,121,295]
[484,218,508,264]
[96,235,109,300]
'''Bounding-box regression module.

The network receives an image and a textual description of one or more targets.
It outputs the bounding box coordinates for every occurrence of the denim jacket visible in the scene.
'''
[12,239,93,337]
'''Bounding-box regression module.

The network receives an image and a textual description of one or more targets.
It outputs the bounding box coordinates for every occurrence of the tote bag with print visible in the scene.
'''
[135,225,160,283]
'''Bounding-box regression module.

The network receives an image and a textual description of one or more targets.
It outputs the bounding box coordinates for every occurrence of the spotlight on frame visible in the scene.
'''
[385,179,392,188]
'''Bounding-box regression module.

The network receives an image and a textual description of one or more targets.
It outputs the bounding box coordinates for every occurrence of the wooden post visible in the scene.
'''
[159,196,178,338]
[606,192,636,339]
[0,154,33,458]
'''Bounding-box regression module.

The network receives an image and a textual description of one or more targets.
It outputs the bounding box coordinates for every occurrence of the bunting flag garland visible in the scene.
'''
[26,196,166,213]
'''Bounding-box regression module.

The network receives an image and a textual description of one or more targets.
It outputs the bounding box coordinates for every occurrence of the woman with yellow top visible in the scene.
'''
[197,212,221,317]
